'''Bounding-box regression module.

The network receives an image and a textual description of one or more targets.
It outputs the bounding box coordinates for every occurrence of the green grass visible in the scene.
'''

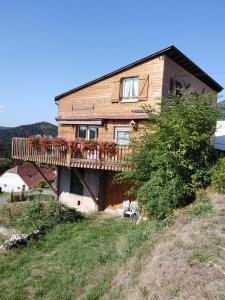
[0,210,150,300]
[189,190,213,217]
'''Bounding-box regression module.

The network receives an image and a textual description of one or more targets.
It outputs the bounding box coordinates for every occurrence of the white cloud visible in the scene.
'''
[0,105,4,112]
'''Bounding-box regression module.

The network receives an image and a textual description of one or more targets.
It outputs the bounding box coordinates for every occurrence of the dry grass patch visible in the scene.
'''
[102,193,225,300]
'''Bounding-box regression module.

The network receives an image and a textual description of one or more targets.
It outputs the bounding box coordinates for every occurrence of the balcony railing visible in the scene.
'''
[11,138,132,171]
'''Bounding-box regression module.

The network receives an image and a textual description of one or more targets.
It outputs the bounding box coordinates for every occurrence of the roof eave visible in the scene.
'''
[55,45,223,100]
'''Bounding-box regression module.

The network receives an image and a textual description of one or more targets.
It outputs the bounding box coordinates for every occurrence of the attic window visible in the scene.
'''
[121,77,138,102]
[28,174,33,179]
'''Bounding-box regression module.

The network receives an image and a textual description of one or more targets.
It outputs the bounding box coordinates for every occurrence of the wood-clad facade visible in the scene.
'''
[12,46,223,212]
[57,56,164,142]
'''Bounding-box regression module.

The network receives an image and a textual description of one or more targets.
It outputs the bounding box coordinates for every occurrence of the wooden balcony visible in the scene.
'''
[11,138,132,171]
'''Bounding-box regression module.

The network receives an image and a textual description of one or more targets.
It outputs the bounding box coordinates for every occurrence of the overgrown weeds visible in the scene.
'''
[190,189,213,216]
[0,198,83,232]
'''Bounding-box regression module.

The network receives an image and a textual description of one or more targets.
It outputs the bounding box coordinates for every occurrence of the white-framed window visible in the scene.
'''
[115,127,130,145]
[122,77,138,102]
[78,126,98,141]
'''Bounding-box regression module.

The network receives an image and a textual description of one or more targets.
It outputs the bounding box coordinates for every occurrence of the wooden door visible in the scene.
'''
[104,171,135,208]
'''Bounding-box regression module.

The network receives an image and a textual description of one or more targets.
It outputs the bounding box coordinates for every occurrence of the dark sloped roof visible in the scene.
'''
[55,45,223,100]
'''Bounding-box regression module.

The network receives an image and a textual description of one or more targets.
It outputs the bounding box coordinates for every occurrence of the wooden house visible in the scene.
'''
[12,46,223,212]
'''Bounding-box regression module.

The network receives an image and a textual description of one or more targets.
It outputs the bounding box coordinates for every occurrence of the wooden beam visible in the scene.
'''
[73,168,99,210]
[31,162,58,196]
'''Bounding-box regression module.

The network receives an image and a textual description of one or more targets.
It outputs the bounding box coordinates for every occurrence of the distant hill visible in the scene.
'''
[0,122,57,158]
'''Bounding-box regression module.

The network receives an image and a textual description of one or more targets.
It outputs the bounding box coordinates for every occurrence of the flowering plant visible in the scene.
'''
[39,136,52,151]
[68,140,82,155]
[99,141,118,157]
[28,135,41,149]
[27,135,118,157]
[51,137,67,150]
[83,140,98,153]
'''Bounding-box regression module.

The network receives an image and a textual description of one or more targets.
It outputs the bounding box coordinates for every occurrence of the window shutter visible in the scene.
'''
[138,75,149,101]
[111,80,121,103]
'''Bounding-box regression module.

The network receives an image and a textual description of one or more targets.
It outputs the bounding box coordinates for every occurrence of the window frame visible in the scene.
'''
[114,127,130,145]
[121,76,139,103]
[77,126,99,141]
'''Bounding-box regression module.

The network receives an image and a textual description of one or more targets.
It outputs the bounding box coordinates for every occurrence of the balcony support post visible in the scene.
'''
[73,168,99,211]
[31,162,58,196]
[66,152,71,167]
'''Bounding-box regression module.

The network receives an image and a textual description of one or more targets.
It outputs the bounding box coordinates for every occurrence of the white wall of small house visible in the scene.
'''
[214,121,225,151]
[0,173,29,193]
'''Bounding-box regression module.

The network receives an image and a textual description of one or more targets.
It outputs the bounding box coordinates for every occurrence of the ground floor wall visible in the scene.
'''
[58,166,134,212]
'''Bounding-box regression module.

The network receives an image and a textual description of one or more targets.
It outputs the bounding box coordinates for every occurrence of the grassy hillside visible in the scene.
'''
[0,192,225,299]
[0,122,57,158]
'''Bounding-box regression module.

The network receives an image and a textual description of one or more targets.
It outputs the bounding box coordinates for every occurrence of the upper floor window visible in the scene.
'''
[78,126,98,141]
[122,77,139,102]
[111,75,149,103]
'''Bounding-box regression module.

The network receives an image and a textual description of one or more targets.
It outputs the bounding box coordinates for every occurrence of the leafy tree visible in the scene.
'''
[118,90,218,218]
[0,157,13,175]
[211,157,225,193]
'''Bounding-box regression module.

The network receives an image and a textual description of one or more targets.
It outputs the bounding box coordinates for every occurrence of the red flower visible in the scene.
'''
[51,137,67,150]
[99,141,118,157]
[68,140,81,154]
[39,136,52,151]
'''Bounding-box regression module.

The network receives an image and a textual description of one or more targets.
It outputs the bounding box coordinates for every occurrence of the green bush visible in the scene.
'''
[137,171,189,219]
[211,157,225,193]
[38,180,46,188]
[10,199,83,232]
[117,90,218,219]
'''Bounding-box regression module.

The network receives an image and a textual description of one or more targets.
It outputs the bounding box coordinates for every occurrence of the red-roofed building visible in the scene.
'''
[0,165,55,193]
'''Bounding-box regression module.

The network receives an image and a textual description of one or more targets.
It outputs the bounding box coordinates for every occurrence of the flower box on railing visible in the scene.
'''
[27,136,118,158]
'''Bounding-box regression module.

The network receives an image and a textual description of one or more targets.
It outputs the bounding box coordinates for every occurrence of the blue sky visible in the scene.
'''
[0,0,225,127]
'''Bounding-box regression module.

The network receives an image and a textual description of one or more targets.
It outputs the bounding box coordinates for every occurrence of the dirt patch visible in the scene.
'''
[102,193,225,300]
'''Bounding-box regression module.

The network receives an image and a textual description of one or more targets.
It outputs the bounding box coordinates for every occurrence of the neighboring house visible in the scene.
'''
[11,46,223,212]
[0,165,55,193]
[214,121,225,150]
[213,100,225,150]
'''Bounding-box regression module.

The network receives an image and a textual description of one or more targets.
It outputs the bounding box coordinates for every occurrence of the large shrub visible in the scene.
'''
[211,157,225,193]
[118,90,218,219]
[138,170,188,219]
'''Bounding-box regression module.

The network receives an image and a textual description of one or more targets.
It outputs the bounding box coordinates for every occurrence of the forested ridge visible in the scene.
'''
[0,122,57,158]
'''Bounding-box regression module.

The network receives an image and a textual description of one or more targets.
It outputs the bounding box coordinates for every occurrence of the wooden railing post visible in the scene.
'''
[66,151,71,167]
